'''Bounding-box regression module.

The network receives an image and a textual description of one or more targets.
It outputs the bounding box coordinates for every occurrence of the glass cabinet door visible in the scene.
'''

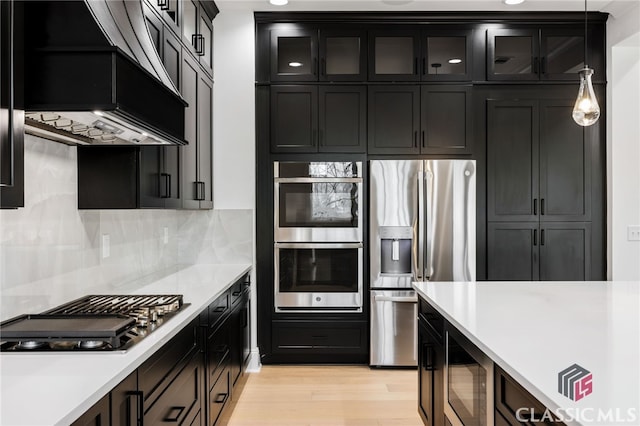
[270,28,318,82]
[319,30,367,81]
[422,30,473,81]
[487,28,539,81]
[540,28,584,81]
[369,30,420,81]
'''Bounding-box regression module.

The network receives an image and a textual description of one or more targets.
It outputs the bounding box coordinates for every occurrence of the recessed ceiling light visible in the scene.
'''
[289,62,302,67]
[504,0,525,5]
[448,58,462,64]
[269,0,288,5]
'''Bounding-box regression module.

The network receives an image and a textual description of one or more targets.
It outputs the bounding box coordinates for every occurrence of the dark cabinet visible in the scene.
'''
[486,96,595,281]
[369,27,474,82]
[270,27,367,82]
[487,99,591,222]
[181,54,213,209]
[418,299,444,426]
[111,372,140,426]
[495,365,566,425]
[369,29,420,81]
[368,85,471,155]
[271,85,366,153]
[71,393,110,426]
[181,0,216,76]
[487,25,605,82]
[0,0,24,209]
[77,146,180,209]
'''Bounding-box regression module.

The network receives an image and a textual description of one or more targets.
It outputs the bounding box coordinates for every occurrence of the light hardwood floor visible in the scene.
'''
[225,365,423,426]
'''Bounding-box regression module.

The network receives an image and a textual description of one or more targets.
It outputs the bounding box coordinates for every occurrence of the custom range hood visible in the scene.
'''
[23,0,187,146]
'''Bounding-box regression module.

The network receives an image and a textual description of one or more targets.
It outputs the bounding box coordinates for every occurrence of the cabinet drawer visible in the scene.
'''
[139,318,199,407]
[208,320,230,388]
[209,367,230,426]
[418,299,444,342]
[208,293,230,331]
[144,352,203,425]
[272,321,366,354]
[495,365,566,425]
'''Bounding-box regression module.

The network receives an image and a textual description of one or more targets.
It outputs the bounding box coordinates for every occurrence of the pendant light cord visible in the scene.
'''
[584,0,588,67]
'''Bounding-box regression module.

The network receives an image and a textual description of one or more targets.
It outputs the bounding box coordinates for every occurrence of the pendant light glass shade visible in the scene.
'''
[572,67,600,126]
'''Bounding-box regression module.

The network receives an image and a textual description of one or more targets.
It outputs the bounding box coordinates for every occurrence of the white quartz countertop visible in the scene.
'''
[412,280,640,426]
[0,263,252,426]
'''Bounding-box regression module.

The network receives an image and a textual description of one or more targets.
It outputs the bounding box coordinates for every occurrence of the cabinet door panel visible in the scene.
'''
[487,28,539,81]
[487,223,539,281]
[368,86,420,154]
[163,31,182,90]
[540,223,591,281]
[422,29,473,81]
[539,100,590,221]
[270,28,318,82]
[540,27,586,81]
[320,29,367,81]
[369,30,420,81]
[319,86,366,153]
[421,86,471,154]
[197,74,213,208]
[270,85,318,152]
[418,321,444,426]
[487,100,539,221]
[181,55,199,209]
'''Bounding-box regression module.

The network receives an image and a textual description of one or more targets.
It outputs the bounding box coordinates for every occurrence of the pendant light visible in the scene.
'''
[572,0,600,126]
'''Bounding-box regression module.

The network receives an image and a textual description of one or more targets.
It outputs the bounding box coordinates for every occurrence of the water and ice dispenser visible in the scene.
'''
[379,226,412,276]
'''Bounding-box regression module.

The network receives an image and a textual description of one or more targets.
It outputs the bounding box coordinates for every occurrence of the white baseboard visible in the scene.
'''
[245,349,262,373]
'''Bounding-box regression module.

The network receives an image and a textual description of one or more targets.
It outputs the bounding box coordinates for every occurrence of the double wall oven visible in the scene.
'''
[273,161,363,312]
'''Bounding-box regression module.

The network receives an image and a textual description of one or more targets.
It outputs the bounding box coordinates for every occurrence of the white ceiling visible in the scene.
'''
[216,0,639,16]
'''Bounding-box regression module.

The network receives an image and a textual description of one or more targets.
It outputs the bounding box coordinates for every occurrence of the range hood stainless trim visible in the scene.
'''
[23,0,187,146]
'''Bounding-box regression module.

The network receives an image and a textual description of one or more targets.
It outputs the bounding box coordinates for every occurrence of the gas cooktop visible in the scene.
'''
[0,294,186,352]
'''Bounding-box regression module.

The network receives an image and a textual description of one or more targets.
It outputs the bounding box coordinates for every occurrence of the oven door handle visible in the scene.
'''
[274,177,363,183]
[275,242,363,249]
[373,295,417,303]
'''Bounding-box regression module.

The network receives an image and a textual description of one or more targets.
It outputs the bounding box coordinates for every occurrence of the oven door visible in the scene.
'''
[444,325,494,426]
[274,242,363,312]
[274,161,363,242]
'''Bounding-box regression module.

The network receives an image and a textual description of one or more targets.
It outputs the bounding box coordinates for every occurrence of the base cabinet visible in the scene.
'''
[71,271,252,426]
[418,299,444,426]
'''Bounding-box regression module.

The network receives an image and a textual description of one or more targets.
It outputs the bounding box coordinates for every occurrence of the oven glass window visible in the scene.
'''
[448,335,487,426]
[279,182,359,228]
[278,247,358,293]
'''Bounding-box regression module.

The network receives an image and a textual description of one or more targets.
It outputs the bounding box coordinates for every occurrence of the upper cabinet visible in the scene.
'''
[369,27,474,82]
[181,0,215,76]
[487,24,606,82]
[270,26,367,82]
[0,1,24,209]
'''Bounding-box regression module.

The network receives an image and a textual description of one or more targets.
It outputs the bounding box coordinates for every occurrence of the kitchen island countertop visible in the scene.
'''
[412,280,640,426]
[0,263,252,426]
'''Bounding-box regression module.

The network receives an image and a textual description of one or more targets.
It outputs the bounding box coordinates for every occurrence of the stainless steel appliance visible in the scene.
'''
[444,324,493,426]
[0,294,185,352]
[274,242,363,312]
[369,160,476,367]
[274,161,362,243]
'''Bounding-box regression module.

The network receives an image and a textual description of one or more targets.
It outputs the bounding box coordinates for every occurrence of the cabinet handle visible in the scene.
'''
[214,392,228,404]
[313,58,318,76]
[422,343,435,371]
[195,181,205,201]
[232,291,242,297]
[160,173,169,198]
[414,57,418,75]
[319,129,324,146]
[533,229,538,246]
[131,390,144,426]
[541,229,545,246]
[421,131,425,148]
[541,56,547,74]
[157,0,169,10]
[320,58,326,76]
[164,406,185,422]
[414,131,418,148]
[541,198,545,215]
[533,199,538,215]
[192,34,205,56]
[214,305,227,313]
[533,56,540,74]
[422,57,426,76]
[167,174,172,198]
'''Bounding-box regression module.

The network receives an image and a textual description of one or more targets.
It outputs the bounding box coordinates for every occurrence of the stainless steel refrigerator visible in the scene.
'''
[369,159,476,367]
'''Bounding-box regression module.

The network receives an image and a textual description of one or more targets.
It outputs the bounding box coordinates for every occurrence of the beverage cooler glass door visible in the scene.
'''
[274,161,363,242]
[274,242,363,312]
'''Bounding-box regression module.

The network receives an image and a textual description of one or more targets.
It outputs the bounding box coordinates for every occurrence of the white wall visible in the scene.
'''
[213,9,256,211]
[607,2,640,280]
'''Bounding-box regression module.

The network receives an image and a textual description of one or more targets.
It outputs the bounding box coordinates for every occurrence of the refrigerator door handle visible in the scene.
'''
[416,170,425,281]
[373,295,418,303]
[425,170,434,280]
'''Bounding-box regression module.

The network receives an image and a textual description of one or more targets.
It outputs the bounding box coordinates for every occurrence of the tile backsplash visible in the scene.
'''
[0,135,253,320]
